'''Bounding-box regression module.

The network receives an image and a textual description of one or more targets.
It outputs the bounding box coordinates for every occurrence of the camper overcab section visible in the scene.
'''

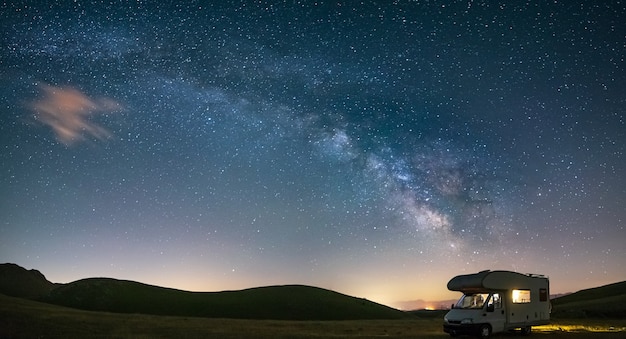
[443,270,550,338]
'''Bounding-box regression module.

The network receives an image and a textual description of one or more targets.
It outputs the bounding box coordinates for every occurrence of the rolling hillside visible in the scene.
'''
[4,263,624,320]
[0,263,407,320]
[41,278,408,320]
[0,263,56,299]
[551,281,626,318]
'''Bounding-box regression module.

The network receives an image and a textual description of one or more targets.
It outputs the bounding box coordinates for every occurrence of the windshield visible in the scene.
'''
[455,293,490,309]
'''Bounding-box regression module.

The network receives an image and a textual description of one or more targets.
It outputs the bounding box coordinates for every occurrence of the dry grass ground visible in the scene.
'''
[1,293,625,338]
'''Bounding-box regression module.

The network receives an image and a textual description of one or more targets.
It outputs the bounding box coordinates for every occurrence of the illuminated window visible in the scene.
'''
[512,289,531,303]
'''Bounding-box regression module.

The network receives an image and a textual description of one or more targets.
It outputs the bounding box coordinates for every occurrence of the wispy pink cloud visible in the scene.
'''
[30,84,122,145]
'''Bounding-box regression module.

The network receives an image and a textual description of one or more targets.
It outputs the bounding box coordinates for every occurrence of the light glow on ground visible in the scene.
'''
[534,323,626,334]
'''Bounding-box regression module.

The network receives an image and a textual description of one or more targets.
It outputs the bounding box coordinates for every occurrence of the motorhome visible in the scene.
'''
[443,270,550,338]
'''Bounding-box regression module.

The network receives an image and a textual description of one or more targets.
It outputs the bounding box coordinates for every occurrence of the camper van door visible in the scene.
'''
[485,293,506,333]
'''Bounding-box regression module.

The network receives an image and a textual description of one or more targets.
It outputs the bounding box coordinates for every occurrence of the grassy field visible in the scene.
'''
[2,294,625,338]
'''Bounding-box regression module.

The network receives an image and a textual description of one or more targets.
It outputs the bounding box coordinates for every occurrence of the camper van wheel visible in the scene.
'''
[478,324,491,338]
[521,326,532,335]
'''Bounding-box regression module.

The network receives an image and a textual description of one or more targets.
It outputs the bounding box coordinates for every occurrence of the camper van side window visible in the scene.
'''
[512,289,531,303]
[539,288,548,302]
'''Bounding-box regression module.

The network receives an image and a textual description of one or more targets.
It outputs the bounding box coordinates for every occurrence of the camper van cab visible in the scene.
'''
[443,270,550,338]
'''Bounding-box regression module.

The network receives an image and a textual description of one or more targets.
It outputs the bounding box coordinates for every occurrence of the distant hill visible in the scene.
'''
[393,298,458,311]
[0,263,56,299]
[551,281,626,318]
[42,278,408,320]
[0,263,408,320]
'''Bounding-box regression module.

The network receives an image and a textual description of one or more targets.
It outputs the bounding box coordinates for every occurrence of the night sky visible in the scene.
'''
[1,1,624,308]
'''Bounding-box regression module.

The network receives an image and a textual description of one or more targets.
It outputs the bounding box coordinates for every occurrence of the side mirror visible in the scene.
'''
[486,304,495,312]
[451,303,455,309]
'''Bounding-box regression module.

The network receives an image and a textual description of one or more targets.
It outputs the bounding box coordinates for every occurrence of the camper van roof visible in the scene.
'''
[447,270,547,292]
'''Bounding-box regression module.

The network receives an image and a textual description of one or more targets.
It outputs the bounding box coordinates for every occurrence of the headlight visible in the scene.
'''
[444,316,449,323]
[461,318,473,324]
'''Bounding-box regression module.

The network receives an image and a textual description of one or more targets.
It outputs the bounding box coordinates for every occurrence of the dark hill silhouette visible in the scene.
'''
[551,281,626,318]
[4,263,624,320]
[0,263,407,320]
[0,263,55,298]
[41,278,407,320]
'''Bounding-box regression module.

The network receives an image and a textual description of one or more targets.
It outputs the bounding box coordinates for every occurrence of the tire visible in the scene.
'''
[521,326,532,335]
[478,324,491,338]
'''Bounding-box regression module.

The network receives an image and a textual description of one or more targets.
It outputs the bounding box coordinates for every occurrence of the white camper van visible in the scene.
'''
[443,270,550,338]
